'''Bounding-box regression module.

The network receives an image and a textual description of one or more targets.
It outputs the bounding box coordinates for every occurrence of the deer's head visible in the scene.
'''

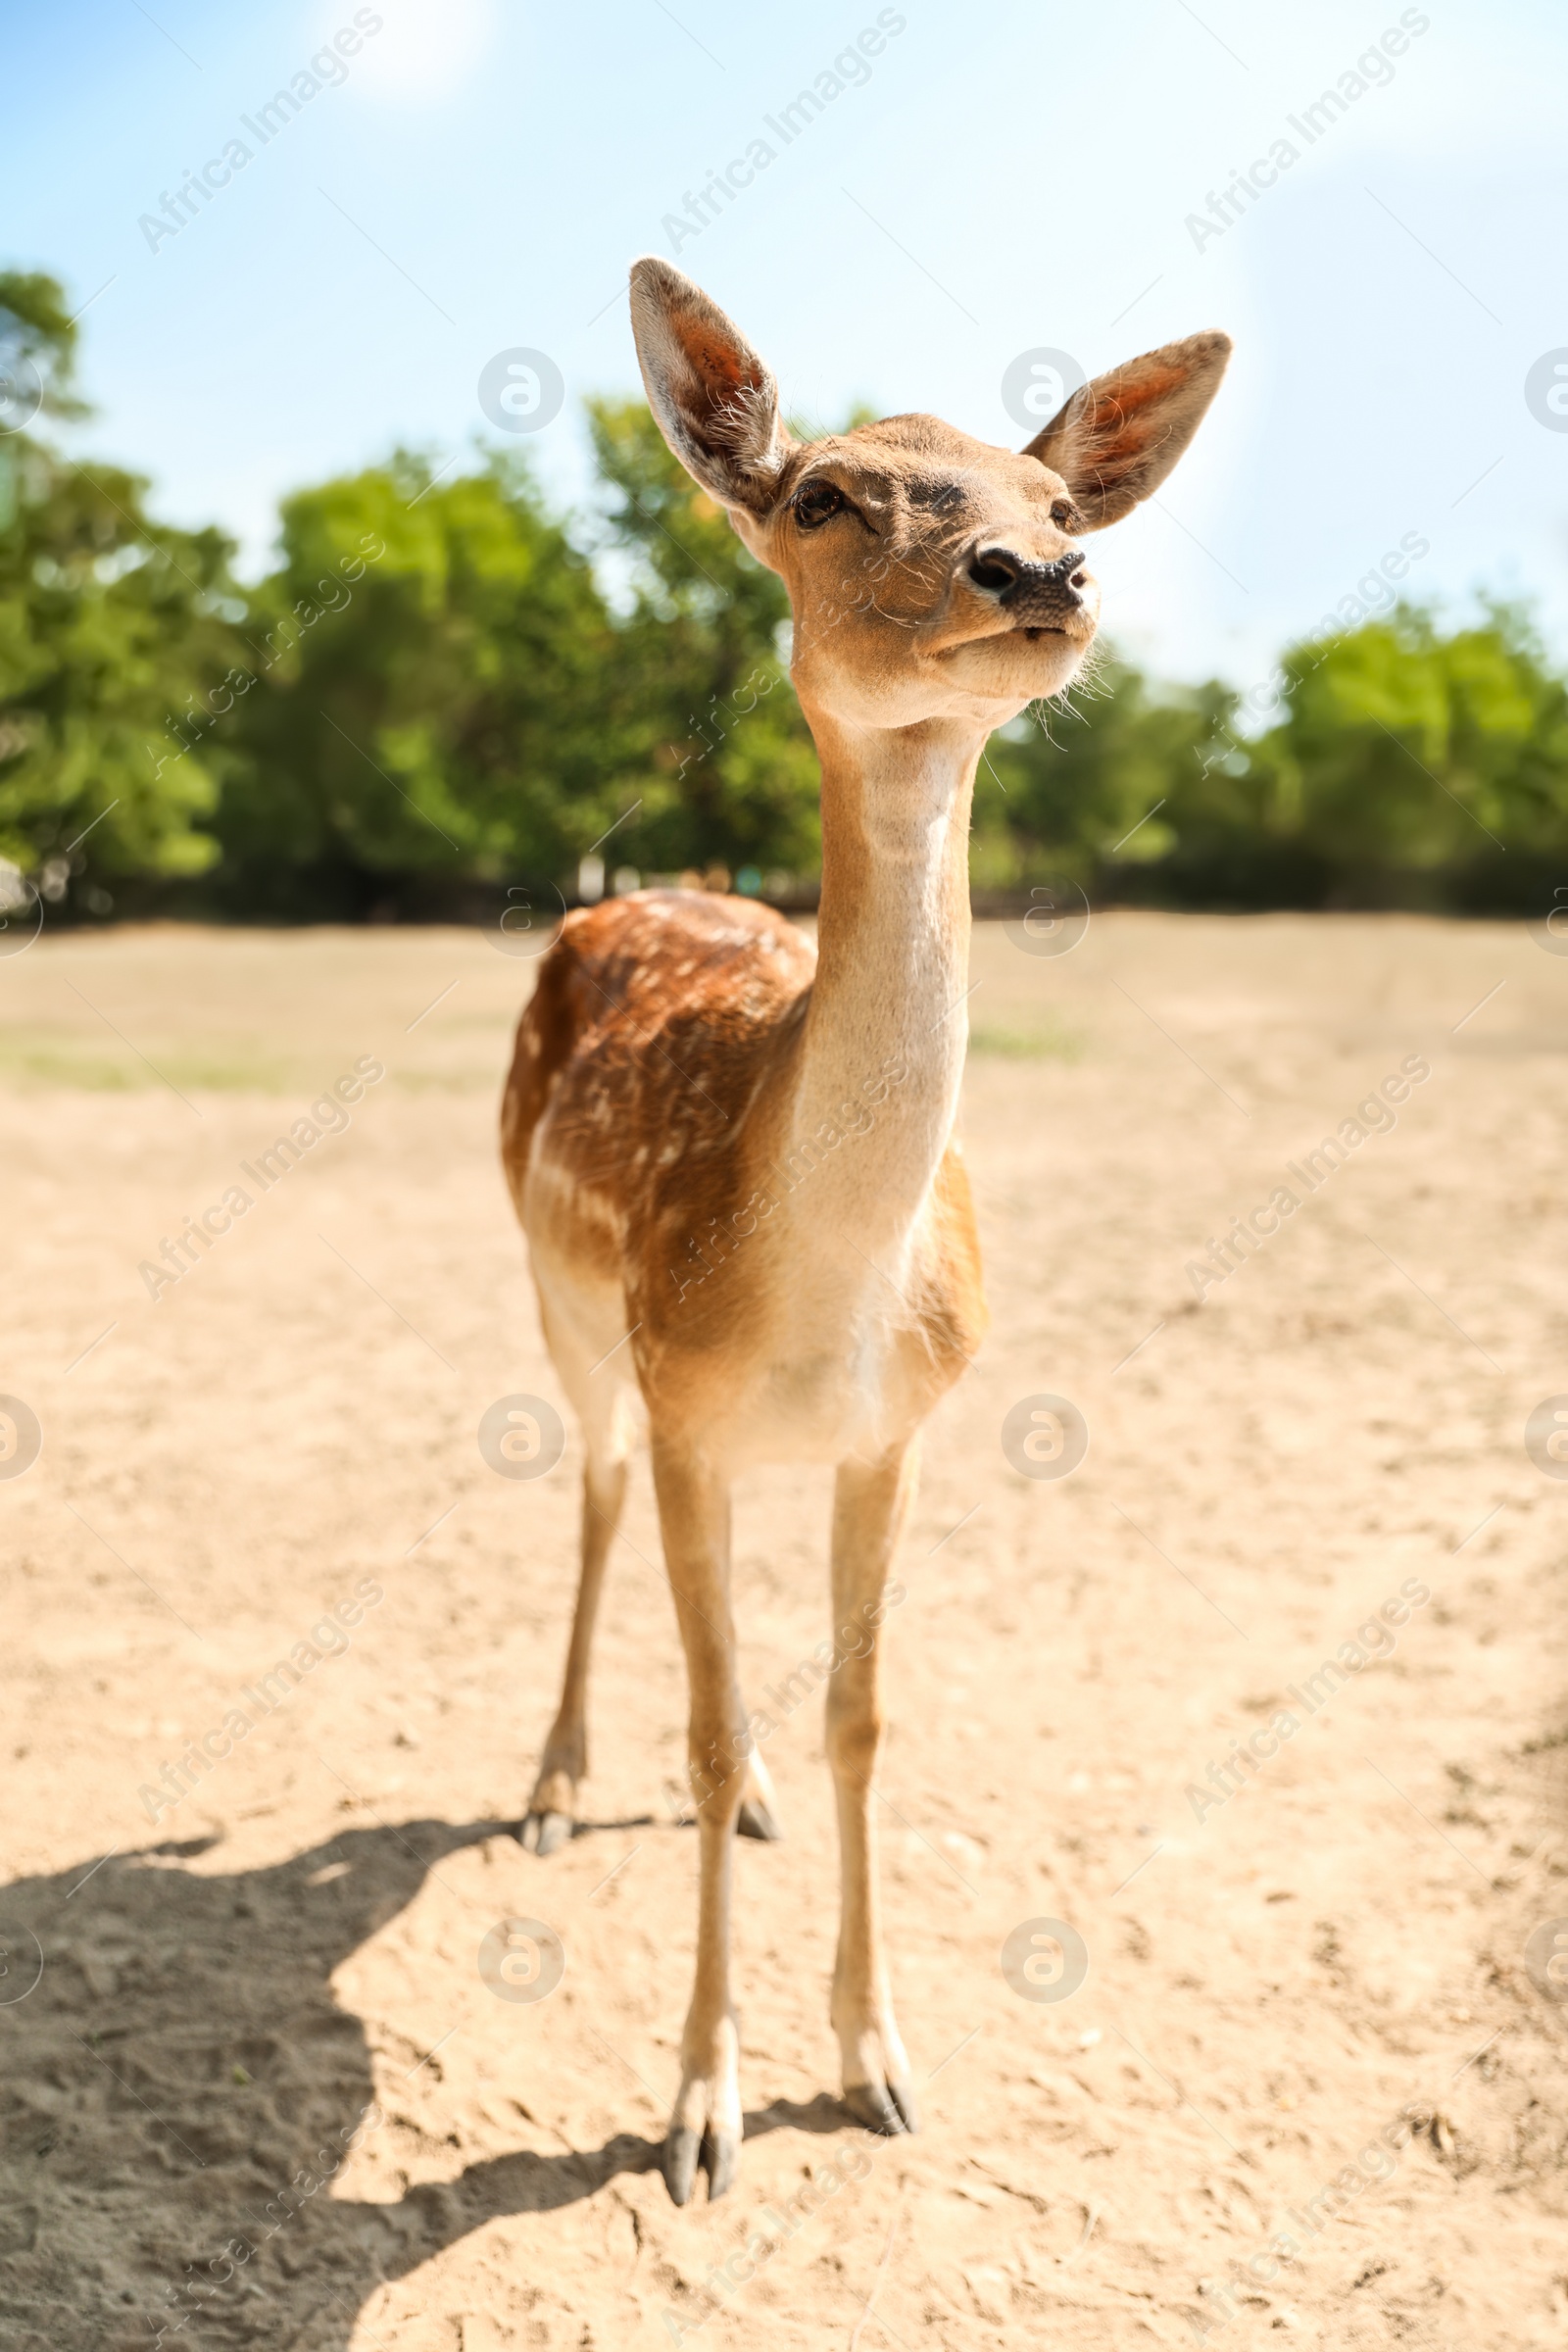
[629,257,1231,735]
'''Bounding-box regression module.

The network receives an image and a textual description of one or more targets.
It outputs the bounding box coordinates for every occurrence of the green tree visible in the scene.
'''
[990,604,1568,907]
[1247,601,1568,879]
[13,254,1568,920]
[583,397,822,878]
[973,651,1236,892]
[0,271,246,903]
[219,450,637,908]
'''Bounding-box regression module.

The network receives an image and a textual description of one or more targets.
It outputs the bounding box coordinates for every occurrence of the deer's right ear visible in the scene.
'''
[628,257,791,519]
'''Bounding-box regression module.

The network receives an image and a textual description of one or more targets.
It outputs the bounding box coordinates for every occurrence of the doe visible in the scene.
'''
[501,258,1230,2203]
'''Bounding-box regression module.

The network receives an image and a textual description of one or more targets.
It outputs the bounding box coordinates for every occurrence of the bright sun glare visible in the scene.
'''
[318,0,498,102]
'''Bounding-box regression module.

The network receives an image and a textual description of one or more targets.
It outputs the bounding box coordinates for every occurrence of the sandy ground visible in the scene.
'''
[3,910,1568,2352]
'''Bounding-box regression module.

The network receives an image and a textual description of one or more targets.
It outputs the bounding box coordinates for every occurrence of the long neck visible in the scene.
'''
[773,711,981,1245]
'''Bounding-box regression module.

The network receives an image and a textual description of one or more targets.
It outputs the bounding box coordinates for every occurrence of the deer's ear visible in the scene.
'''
[1023,331,1232,529]
[628,257,792,518]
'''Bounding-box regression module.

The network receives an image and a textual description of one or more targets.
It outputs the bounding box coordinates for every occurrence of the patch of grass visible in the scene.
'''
[0,1037,291,1091]
[167,1057,294,1090]
[0,1046,143,1090]
[968,1020,1083,1062]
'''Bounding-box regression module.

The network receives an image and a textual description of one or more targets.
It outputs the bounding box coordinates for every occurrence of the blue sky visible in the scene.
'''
[10,0,1568,684]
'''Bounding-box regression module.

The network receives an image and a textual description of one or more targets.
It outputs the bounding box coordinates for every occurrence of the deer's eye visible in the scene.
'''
[793,480,846,530]
[1050,499,1079,529]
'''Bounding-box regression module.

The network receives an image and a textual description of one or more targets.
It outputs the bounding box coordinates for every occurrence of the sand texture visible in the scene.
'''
[2,912,1566,2350]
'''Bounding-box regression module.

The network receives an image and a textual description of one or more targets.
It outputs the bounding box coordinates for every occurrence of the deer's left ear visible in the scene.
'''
[1023,331,1232,528]
[629,256,793,519]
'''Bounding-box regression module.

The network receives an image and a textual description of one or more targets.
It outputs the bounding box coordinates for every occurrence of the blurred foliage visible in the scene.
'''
[213,452,636,910]
[976,604,1568,907]
[0,272,244,893]
[1252,602,1568,875]
[0,269,87,435]
[581,397,822,878]
[6,267,1568,919]
[976,651,1230,887]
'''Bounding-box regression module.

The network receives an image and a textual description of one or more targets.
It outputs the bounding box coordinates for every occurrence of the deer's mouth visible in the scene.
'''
[923,611,1090,659]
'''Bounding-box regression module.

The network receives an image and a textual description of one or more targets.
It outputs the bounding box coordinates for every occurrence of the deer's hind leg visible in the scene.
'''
[520,1279,636,1855]
[519,1451,628,1853]
[517,1266,779,1857]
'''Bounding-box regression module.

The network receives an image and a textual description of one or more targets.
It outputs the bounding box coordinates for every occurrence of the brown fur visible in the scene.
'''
[503,890,984,1396]
[500,259,1231,2204]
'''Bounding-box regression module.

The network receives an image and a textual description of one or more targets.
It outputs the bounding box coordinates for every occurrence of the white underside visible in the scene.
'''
[527,1217,930,1477]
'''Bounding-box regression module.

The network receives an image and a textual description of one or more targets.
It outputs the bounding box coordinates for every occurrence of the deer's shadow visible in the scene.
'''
[0,1820,847,2351]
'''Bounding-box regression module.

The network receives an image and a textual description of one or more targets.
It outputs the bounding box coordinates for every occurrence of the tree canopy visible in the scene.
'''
[0,270,244,901]
[4,268,1568,920]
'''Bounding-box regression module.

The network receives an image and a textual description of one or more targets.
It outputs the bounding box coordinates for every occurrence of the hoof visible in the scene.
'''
[705,2128,739,2200]
[843,2079,919,2135]
[518,1809,573,1856]
[663,2125,701,2207]
[735,1796,784,1842]
[662,2126,738,2204]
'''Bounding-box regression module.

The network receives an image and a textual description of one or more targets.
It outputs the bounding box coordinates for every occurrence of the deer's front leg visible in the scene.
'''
[827,1441,920,2135]
[650,1435,746,2204]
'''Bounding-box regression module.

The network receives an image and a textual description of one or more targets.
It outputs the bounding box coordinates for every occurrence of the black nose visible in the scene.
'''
[968,545,1087,598]
[967,544,1088,620]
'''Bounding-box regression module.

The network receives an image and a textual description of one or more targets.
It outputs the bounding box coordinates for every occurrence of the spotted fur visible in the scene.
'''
[499,258,1231,2205]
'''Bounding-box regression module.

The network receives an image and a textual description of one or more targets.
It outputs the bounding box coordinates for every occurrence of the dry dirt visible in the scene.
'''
[3,911,1568,2352]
